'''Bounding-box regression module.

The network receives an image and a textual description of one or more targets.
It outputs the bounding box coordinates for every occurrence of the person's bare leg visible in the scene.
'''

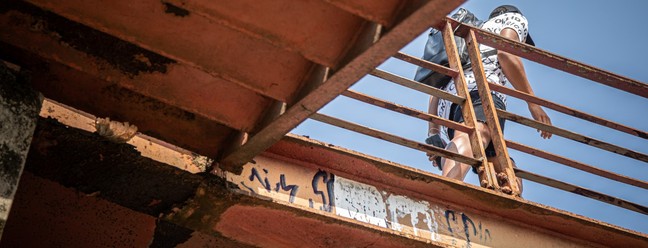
[441,131,471,180]
[513,158,523,195]
[442,123,492,181]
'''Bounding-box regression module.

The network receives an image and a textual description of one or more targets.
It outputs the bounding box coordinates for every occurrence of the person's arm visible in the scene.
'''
[498,28,552,139]
[428,96,440,136]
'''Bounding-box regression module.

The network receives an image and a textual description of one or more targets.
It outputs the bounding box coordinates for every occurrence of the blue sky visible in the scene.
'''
[292,0,648,233]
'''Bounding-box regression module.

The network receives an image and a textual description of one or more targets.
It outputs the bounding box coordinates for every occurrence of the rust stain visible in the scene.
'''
[163,2,190,17]
[1,0,176,77]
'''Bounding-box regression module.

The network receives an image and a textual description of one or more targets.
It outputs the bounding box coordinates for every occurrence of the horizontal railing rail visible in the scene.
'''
[309,113,482,166]
[369,69,465,104]
[448,19,648,99]
[496,109,648,163]
[488,83,648,139]
[515,168,648,215]
[341,89,472,133]
[392,52,458,78]
[507,140,648,190]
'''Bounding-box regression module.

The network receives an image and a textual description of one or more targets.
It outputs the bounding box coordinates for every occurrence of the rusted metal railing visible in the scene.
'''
[308,17,647,214]
[454,19,648,213]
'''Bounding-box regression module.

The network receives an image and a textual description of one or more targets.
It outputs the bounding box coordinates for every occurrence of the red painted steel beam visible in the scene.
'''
[448,19,648,98]
[324,0,404,26]
[24,0,311,101]
[267,134,648,247]
[163,0,367,68]
[0,8,270,132]
[219,0,466,173]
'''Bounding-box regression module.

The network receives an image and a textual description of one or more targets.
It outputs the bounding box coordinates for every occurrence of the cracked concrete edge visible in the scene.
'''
[38,98,212,173]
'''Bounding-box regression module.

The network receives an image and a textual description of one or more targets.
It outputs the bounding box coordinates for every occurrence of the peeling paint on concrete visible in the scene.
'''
[38,98,211,174]
[334,177,387,228]
[386,195,439,241]
[226,155,596,247]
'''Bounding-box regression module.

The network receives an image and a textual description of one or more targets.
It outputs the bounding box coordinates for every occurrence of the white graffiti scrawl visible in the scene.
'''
[231,156,496,247]
[386,195,440,241]
[334,177,388,228]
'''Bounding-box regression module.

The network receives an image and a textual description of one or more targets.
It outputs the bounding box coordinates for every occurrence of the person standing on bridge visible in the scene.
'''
[425,5,552,188]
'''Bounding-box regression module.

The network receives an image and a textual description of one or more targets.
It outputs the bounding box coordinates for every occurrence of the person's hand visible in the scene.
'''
[528,103,552,139]
[425,134,446,169]
[427,152,441,168]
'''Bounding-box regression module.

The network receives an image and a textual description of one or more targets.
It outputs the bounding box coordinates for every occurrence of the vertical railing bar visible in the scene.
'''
[464,30,520,195]
[442,21,499,190]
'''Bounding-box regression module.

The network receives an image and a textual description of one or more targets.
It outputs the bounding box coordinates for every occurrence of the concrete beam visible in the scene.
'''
[256,134,648,247]
[10,112,648,247]
[1,171,256,247]
[0,63,42,239]
[9,118,438,247]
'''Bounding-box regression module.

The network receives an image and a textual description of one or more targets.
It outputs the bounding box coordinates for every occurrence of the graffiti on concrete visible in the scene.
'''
[276,174,299,203]
[334,177,387,228]
[241,167,299,203]
[233,157,493,247]
[445,210,492,246]
[311,170,335,212]
[386,195,440,241]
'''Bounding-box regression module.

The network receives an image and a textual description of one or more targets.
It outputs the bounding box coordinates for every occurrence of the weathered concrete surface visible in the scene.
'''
[5,110,647,247]
[39,98,211,174]
[1,171,258,248]
[25,117,205,216]
[1,117,257,247]
[3,118,440,247]
[1,172,157,247]
[257,134,648,248]
[226,156,594,247]
[0,63,42,239]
